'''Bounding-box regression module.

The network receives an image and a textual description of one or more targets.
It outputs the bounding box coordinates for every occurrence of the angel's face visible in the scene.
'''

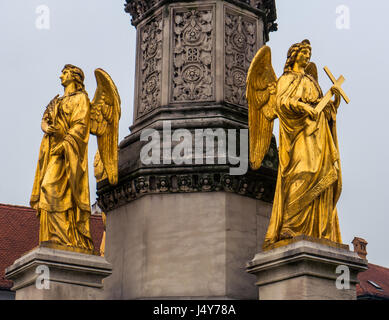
[60,68,74,87]
[295,48,311,69]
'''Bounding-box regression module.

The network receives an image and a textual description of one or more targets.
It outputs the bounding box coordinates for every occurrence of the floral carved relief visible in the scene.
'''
[225,10,257,106]
[137,15,163,118]
[171,8,214,103]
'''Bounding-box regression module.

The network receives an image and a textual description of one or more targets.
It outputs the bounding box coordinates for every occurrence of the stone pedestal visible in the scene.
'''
[246,237,368,300]
[5,245,112,300]
[101,192,272,299]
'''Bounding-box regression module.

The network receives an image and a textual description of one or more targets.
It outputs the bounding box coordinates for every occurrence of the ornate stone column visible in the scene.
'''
[97,0,278,300]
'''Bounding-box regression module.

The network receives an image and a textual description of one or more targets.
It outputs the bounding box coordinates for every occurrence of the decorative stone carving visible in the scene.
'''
[125,0,277,26]
[222,174,234,191]
[199,174,213,191]
[225,9,257,106]
[137,15,163,118]
[156,176,170,192]
[124,0,277,42]
[171,7,214,103]
[135,176,149,193]
[124,0,158,23]
[177,175,192,192]
[97,171,276,211]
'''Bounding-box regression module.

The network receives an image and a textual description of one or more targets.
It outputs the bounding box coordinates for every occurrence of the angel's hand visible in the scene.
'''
[51,143,64,156]
[46,125,57,135]
[298,102,318,121]
[331,86,341,99]
[331,86,341,108]
[46,124,64,137]
[306,107,318,121]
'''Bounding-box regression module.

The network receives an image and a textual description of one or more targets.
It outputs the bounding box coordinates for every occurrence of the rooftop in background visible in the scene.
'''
[352,237,389,300]
[0,203,104,291]
[356,264,389,300]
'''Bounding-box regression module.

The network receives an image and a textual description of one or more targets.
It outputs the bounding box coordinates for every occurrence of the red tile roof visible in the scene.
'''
[357,263,389,300]
[0,203,104,290]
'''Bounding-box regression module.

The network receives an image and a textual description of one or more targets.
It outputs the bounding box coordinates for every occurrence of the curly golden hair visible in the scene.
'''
[283,39,312,73]
[62,64,86,92]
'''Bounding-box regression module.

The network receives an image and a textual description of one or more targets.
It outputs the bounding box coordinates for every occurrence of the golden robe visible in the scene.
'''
[263,71,342,248]
[30,91,94,251]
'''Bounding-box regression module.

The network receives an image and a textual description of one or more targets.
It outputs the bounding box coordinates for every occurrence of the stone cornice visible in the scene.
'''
[97,166,277,212]
[124,0,277,37]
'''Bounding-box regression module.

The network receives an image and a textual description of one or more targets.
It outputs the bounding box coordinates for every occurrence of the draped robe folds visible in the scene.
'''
[30,91,94,251]
[263,71,342,249]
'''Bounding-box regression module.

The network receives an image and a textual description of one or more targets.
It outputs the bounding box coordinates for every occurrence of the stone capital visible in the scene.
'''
[124,0,277,37]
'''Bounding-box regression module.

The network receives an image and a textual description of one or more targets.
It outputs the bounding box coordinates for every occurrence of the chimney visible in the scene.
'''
[352,237,368,259]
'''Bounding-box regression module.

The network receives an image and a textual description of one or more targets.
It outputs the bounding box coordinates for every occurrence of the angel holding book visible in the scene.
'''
[247,40,348,249]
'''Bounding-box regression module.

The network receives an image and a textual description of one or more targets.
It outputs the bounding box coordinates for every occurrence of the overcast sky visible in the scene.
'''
[0,0,388,268]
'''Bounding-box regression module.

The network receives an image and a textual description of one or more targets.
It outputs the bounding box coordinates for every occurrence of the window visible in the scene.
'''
[367,280,383,290]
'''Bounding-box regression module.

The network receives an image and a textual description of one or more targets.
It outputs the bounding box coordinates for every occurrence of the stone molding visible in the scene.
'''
[125,0,277,37]
[97,166,276,212]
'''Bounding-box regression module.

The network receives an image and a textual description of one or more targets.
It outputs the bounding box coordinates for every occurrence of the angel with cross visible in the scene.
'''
[247,39,350,249]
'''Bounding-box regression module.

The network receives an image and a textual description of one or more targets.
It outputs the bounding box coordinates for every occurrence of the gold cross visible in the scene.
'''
[315,66,350,113]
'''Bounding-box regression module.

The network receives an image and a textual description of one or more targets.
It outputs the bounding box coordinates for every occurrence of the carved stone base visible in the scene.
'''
[246,237,368,300]
[101,192,272,299]
[5,246,112,300]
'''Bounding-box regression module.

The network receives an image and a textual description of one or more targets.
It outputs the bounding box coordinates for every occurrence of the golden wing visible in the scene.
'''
[246,45,278,170]
[90,68,121,185]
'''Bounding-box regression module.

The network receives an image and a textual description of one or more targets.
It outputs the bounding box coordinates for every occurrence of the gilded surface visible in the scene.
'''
[30,65,121,253]
[246,40,349,249]
[99,212,106,256]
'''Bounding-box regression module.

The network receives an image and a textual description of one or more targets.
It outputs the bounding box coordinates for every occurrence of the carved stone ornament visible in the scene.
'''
[171,8,214,103]
[125,0,277,28]
[137,15,163,118]
[97,171,276,212]
[225,9,257,106]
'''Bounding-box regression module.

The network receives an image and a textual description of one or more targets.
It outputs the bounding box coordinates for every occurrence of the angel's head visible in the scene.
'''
[60,64,85,92]
[284,39,312,73]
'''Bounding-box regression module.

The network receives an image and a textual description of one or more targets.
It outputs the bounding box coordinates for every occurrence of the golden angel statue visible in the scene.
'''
[30,64,121,253]
[247,40,349,249]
